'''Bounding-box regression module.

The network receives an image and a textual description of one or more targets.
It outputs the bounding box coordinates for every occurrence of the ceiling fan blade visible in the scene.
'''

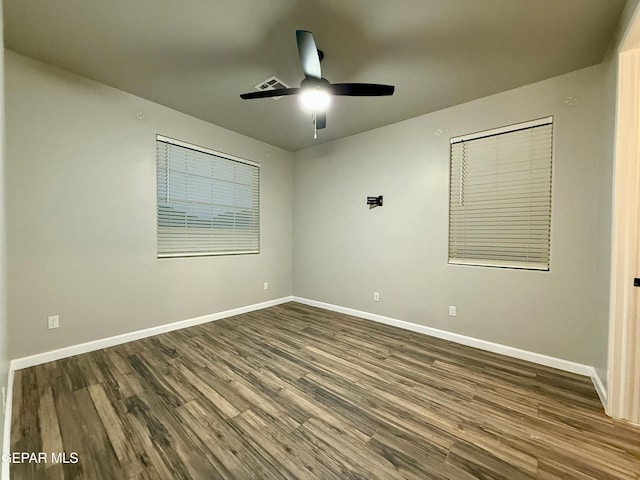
[240,88,300,99]
[316,112,326,129]
[296,30,322,79]
[330,83,395,96]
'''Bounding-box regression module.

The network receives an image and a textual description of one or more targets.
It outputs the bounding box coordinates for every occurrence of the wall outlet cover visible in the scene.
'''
[48,315,60,329]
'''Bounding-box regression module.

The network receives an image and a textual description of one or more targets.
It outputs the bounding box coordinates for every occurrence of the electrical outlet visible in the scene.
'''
[263,282,269,290]
[48,315,59,329]
[373,292,380,302]
[448,306,457,317]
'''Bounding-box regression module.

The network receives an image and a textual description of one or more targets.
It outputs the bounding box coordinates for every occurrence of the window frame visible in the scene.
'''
[156,135,260,258]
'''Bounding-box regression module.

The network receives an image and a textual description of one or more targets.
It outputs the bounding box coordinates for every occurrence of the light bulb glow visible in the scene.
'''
[299,88,331,111]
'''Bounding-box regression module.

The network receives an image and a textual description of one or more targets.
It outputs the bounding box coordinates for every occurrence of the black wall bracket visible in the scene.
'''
[367,195,383,209]
[634,277,640,287]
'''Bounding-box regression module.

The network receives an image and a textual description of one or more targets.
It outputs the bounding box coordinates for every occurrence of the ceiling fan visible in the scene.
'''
[239,30,395,136]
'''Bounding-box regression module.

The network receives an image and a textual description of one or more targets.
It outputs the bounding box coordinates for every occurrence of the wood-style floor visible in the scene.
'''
[10,302,640,479]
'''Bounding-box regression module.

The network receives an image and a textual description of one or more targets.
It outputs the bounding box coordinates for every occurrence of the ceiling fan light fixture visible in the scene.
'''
[299,87,331,111]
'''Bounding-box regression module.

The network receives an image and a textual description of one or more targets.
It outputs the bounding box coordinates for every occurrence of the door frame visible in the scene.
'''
[607,4,640,425]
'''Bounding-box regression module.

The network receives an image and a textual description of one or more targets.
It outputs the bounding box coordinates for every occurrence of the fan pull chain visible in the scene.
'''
[312,111,317,139]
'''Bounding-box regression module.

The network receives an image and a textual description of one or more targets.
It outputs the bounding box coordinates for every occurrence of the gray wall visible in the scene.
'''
[5,51,294,359]
[293,65,606,366]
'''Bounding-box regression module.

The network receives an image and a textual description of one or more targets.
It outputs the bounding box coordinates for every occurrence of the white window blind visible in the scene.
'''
[448,117,553,270]
[156,136,260,257]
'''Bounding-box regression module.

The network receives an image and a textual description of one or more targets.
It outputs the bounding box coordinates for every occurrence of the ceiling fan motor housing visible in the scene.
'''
[300,77,331,90]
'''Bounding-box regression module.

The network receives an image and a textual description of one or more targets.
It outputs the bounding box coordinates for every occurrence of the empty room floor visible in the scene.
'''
[9,302,640,479]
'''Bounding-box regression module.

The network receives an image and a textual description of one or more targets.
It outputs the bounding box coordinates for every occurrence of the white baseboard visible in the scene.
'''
[293,296,596,378]
[10,296,293,372]
[591,368,607,407]
[2,369,14,479]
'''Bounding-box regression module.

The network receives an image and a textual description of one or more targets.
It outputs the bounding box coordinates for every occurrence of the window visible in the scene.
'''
[448,117,553,270]
[156,135,260,257]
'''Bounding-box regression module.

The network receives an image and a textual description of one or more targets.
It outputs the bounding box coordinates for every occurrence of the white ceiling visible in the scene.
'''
[3,0,626,152]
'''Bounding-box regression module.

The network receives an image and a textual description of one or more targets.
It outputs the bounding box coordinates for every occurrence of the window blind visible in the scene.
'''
[448,118,553,270]
[156,136,260,257]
